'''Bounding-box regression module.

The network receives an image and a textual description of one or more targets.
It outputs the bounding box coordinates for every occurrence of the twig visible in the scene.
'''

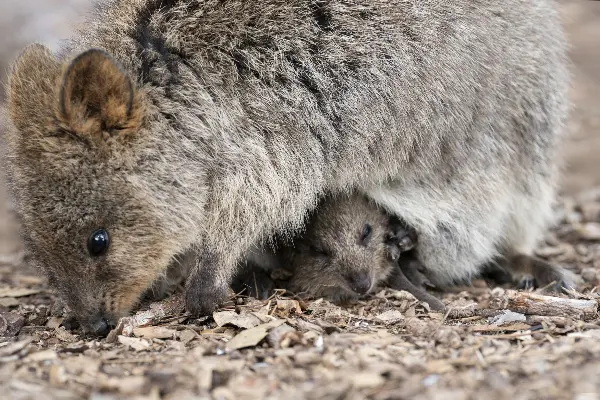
[489,290,598,320]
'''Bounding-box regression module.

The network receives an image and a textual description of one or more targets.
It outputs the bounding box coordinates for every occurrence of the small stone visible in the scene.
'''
[575,223,600,240]
[375,310,404,324]
[576,244,589,256]
[351,372,385,389]
[581,203,600,222]
[581,268,598,283]
[293,350,322,365]
[489,310,526,326]
[535,246,566,258]
[566,212,583,224]
[267,323,298,348]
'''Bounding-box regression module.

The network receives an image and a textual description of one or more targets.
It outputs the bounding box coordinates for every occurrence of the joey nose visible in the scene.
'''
[89,317,112,337]
[349,273,372,295]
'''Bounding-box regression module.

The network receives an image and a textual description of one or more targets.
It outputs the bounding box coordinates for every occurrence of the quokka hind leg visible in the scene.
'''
[387,258,445,312]
[398,251,436,290]
[484,254,577,292]
[231,262,277,300]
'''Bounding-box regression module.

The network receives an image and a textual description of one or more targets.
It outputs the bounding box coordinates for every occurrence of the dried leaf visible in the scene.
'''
[295,318,325,334]
[225,320,285,351]
[177,329,197,344]
[213,311,262,329]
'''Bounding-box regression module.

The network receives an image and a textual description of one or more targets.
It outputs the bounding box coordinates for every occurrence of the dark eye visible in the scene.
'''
[309,245,329,257]
[87,229,110,257]
[360,224,372,244]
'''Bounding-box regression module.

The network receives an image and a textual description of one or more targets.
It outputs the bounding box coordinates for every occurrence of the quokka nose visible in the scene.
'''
[88,316,112,336]
[349,273,372,295]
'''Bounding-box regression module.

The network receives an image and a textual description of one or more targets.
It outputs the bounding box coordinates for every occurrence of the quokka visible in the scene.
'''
[3,0,571,334]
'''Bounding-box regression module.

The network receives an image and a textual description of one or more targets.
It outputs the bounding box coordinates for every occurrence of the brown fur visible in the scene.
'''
[2,0,570,333]
[236,194,445,311]
[275,195,394,303]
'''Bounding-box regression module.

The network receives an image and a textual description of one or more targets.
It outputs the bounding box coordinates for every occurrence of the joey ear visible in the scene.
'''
[7,44,61,132]
[58,49,139,134]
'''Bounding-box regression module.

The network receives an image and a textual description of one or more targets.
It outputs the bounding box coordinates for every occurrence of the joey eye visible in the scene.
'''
[87,229,110,257]
[360,224,372,244]
[309,245,329,257]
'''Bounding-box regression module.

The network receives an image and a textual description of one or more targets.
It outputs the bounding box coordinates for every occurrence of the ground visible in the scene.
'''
[1,1,600,399]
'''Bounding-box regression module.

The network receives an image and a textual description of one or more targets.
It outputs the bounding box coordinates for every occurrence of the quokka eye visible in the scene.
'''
[87,229,110,257]
[360,223,372,244]
[309,245,330,257]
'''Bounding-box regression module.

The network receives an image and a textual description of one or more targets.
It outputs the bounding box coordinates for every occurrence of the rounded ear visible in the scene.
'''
[7,44,60,133]
[59,49,138,134]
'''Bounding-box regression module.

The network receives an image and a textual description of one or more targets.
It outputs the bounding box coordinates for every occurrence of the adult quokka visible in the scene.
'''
[3,0,570,335]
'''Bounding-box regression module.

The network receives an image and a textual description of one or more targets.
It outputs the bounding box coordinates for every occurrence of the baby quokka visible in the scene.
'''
[234,194,446,311]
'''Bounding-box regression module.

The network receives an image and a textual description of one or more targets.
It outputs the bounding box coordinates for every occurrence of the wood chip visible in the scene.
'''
[132,326,177,340]
[0,288,41,298]
[0,338,31,358]
[55,327,78,343]
[109,294,186,340]
[23,349,58,363]
[0,298,20,307]
[490,290,598,320]
[275,299,303,315]
[118,336,151,351]
[0,311,25,336]
[470,323,532,333]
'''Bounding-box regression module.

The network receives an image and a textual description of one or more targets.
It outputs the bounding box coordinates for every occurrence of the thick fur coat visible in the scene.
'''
[3,0,569,331]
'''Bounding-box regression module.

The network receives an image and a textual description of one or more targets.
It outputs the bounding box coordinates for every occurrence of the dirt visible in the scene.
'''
[0,1,599,399]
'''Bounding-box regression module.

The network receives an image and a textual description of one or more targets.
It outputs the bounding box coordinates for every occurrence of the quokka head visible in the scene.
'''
[4,45,192,335]
[283,195,397,302]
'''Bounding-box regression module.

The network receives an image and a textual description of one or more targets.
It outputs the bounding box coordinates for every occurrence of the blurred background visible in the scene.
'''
[0,0,599,261]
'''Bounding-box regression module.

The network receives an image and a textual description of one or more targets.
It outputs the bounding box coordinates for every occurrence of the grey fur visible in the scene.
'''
[3,0,570,331]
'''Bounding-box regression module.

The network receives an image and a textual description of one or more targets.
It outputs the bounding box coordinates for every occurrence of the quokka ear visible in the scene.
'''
[58,49,140,136]
[7,44,61,133]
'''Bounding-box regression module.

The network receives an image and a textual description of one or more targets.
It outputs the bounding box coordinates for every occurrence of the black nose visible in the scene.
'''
[89,317,112,336]
[348,273,372,295]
